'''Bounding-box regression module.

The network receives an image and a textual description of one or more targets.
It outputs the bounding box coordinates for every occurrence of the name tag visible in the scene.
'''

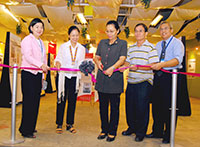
[161,59,164,62]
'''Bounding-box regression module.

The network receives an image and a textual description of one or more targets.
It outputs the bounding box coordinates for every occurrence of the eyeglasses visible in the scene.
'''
[160,27,171,31]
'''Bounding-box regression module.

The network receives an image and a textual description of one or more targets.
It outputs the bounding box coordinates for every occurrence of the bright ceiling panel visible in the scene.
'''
[136,0,181,8]
[8,4,42,18]
[92,6,119,19]
[178,19,200,40]
[129,7,159,20]
[88,0,122,7]
[168,8,200,21]
[180,0,200,9]
[42,5,74,32]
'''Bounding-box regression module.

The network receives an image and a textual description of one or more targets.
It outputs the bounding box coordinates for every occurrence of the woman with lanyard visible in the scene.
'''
[94,20,127,142]
[55,26,85,134]
[19,18,49,138]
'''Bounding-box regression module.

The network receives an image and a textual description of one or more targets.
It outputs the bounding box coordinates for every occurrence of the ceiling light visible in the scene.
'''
[77,13,87,24]
[2,5,19,23]
[150,14,163,26]
[5,1,19,5]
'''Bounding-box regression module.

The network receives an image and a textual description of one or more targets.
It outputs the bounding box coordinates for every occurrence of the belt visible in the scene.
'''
[154,69,179,77]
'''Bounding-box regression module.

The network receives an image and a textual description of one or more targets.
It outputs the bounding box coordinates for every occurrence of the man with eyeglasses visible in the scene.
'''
[146,21,185,144]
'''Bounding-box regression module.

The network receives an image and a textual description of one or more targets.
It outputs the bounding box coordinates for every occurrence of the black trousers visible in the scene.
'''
[56,77,77,126]
[125,81,152,137]
[19,70,42,135]
[152,71,178,140]
[98,92,120,136]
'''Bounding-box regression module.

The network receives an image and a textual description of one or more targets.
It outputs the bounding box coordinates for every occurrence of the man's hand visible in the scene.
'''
[130,65,138,71]
[151,62,164,70]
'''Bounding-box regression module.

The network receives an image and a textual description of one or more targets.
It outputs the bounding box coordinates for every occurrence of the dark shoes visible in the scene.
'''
[162,139,170,144]
[97,133,116,142]
[22,134,36,138]
[145,132,163,138]
[106,135,116,142]
[146,132,170,144]
[20,129,37,138]
[135,136,144,142]
[162,136,170,144]
[122,129,135,136]
[97,133,107,140]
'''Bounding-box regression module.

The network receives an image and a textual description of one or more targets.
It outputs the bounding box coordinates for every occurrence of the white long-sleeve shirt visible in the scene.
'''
[55,40,86,78]
[55,41,85,102]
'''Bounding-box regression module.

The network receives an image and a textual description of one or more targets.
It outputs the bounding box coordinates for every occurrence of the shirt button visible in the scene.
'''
[108,48,110,51]
[106,54,108,57]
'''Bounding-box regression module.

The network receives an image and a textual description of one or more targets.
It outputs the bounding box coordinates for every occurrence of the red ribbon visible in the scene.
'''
[114,64,200,77]
[0,64,97,83]
[1,64,200,83]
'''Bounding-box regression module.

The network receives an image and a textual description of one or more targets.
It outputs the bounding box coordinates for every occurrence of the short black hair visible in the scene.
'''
[68,25,80,35]
[106,20,121,35]
[134,23,148,32]
[160,21,173,29]
[28,18,44,33]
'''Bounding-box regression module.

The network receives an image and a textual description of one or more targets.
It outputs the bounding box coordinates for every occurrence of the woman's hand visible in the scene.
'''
[97,61,104,71]
[55,61,61,70]
[104,66,114,77]
[40,64,49,73]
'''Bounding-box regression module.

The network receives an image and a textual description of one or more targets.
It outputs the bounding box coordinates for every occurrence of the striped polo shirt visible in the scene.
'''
[126,40,159,85]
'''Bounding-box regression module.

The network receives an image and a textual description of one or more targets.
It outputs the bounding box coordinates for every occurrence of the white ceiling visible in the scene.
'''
[0,0,199,44]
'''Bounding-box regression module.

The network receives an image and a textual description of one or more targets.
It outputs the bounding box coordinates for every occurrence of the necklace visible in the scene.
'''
[69,45,78,65]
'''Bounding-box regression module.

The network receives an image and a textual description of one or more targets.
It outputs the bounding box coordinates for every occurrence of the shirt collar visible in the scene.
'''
[164,35,173,44]
[68,40,79,49]
[135,39,149,46]
[105,37,120,45]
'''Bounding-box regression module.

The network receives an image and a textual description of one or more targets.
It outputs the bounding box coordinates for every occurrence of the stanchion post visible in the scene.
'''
[170,69,178,147]
[11,64,18,142]
[2,64,24,145]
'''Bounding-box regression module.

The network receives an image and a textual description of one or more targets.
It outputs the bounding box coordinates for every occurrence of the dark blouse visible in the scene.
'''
[95,38,127,93]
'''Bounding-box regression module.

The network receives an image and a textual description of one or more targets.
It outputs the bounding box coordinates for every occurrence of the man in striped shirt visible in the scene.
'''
[121,23,159,142]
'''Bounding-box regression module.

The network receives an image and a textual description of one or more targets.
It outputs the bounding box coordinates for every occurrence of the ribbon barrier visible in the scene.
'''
[0,63,199,146]
[0,63,97,83]
[1,63,200,81]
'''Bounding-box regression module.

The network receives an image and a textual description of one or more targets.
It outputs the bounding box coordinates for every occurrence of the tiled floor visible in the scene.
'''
[0,92,199,147]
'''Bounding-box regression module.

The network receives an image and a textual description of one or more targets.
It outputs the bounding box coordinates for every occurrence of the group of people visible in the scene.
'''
[19,17,186,145]
[94,20,185,144]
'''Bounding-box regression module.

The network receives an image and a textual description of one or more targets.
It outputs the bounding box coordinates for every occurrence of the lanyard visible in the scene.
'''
[160,36,173,62]
[38,39,45,63]
[39,39,44,55]
[69,45,78,65]
[162,36,173,51]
